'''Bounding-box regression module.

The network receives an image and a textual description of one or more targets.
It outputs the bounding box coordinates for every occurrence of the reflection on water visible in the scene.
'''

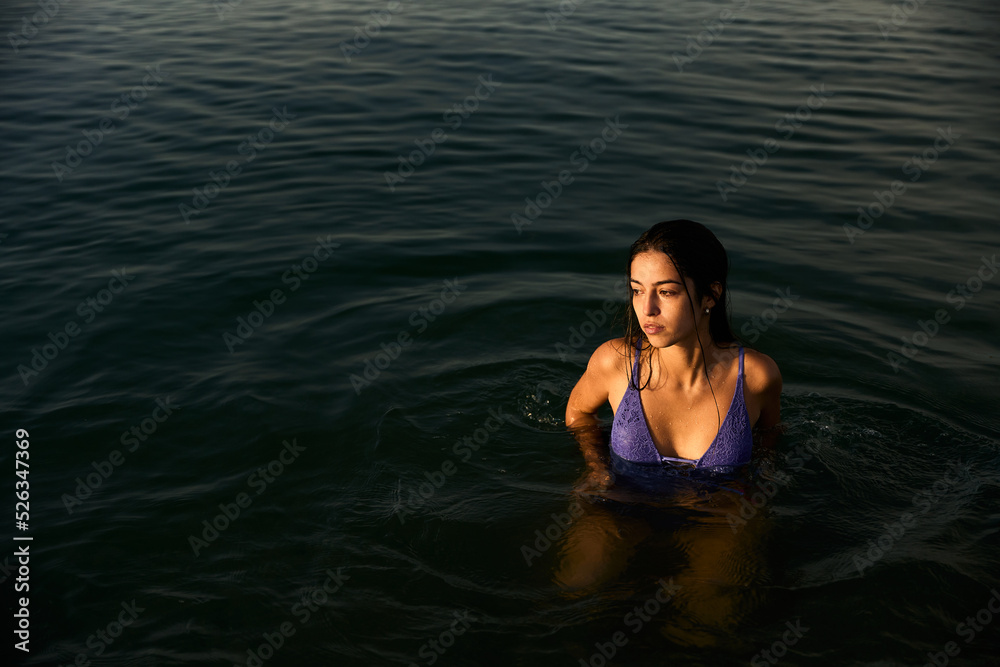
[552,456,775,648]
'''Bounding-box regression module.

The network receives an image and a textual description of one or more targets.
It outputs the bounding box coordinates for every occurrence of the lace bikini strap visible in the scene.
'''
[631,335,643,387]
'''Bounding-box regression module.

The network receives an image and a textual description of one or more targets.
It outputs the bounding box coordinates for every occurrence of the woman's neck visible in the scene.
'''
[646,335,723,390]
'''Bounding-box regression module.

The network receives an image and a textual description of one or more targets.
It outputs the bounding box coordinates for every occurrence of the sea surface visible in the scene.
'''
[2,0,999,665]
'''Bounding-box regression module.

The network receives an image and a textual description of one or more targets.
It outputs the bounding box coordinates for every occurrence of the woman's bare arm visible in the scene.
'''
[565,341,622,487]
[744,349,783,450]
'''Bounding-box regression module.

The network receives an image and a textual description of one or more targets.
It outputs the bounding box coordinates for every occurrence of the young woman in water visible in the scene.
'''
[565,219,783,489]
[555,221,784,632]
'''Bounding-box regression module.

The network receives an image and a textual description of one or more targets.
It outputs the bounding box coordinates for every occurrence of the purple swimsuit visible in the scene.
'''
[610,337,753,469]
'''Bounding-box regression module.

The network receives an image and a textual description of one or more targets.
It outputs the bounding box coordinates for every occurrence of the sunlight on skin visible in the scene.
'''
[553,501,652,594]
[553,481,771,648]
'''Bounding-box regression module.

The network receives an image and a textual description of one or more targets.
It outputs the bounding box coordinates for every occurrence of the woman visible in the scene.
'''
[553,220,783,614]
[565,219,783,490]
[555,221,783,623]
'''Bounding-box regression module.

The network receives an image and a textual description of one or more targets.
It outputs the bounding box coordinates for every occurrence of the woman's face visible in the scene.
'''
[630,251,711,348]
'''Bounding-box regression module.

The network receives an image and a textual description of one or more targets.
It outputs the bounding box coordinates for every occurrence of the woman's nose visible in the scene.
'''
[643,295,658,315]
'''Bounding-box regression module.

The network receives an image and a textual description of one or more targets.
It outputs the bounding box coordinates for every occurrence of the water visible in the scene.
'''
[2,0,999,665]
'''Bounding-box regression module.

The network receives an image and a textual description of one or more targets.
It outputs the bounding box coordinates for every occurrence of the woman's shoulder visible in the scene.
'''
[740,346,782,395]
[587,337,634,376]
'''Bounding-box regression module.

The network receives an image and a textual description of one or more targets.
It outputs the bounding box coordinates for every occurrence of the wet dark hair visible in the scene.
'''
[621,219,740,391]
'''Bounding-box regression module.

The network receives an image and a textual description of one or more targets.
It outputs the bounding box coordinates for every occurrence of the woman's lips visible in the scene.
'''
[643,323,663,334]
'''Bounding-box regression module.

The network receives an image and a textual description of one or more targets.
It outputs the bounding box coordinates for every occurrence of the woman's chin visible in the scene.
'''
[644,333,674,348]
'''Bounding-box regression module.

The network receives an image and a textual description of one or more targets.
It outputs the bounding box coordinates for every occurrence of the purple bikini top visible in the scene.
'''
[609,337,753,468]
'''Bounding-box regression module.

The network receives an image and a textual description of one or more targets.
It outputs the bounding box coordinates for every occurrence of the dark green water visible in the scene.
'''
[2,0,999,665]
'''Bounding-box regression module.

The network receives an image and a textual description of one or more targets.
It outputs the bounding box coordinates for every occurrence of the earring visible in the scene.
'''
[704,308,710,314]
